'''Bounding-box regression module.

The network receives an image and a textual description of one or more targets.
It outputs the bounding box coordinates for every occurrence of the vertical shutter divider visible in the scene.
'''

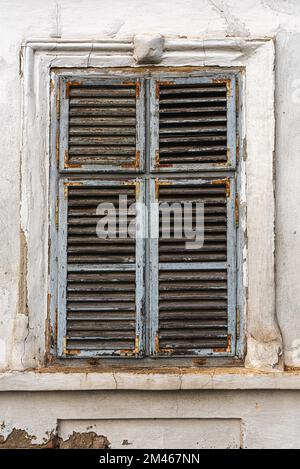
[149,178,159,355]
[135,179,146,356]
[57,179,68,356]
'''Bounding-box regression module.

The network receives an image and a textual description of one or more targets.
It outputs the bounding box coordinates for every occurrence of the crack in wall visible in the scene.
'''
[207,0,250,37]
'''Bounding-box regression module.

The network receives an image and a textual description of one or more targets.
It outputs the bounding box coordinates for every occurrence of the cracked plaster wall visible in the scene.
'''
[0,0,298,368]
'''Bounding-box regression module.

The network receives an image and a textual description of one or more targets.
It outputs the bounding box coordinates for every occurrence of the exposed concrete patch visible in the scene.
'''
[59,431,110,449]
[0,428,110,449]
[0,429,59,449]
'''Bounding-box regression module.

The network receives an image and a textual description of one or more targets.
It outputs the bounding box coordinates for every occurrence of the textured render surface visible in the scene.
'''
[0,390,300,449]
[1,0,300,448]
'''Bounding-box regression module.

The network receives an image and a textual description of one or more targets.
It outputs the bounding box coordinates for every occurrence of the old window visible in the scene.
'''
[51,71,240,361]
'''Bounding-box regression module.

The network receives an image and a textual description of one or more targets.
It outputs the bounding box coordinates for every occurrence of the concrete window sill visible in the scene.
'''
[0,369,300,391]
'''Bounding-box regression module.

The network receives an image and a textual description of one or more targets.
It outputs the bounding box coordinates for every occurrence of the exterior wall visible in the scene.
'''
[1,390,300,449]
[1,0,300,448]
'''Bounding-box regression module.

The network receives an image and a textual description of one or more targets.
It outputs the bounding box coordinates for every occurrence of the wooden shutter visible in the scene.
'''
[53,72,239,361]
[149,177,236,357]
[57,179,145,357]
[60,77,145,172]
[150,76,236,171]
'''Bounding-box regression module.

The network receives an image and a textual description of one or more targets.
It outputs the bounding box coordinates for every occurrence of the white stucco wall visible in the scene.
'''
[1,0,300,448]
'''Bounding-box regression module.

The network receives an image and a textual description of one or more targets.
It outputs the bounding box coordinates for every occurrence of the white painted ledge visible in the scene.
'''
[1,370,300,391]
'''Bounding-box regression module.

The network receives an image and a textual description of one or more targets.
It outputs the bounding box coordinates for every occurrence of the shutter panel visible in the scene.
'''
[150,178,236,357]
[150,76,236,171]
[57,179,145,357]
[60,78,144,172]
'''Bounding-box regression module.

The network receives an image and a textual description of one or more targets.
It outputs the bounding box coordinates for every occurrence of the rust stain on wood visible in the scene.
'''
[65,349,81,356]
[56,82,60,120]
[235,194,239,226]
[155,149,160,167]
[121,150,140,169]
[212,78,231,96]
[155,334,160,353]
[135,180,140,199]
[214,334,231,353]
[56,130,59,164]
[136,80,141,99]
[64,150,82,169]
[211,178,230,197]
[158,81,176,86]
[156,81,160,99]
[50,79,54,95]
[65,81,83,99]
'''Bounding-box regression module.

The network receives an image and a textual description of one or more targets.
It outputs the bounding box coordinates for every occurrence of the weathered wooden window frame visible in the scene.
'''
[18,38,282,373]
[53,71,240,361]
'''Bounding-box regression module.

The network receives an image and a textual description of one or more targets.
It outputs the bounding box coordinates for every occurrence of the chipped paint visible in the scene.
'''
[0,429,58,449]
[59,431,110,449]
[214,335,231,353]
[18,228,28,316]
[0,428,109,449]
[136,80,141,99]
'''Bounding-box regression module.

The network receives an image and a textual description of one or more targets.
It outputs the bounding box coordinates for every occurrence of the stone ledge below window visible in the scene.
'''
[1,369,300,391]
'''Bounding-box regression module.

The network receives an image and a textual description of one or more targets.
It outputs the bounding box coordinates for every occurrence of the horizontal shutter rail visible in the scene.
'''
[60,78,145,172]
[69,117,136,126]
[69,87,136,98]
[159,85,227,95]
[69,98,136,107]
[160,116,227,124]
[159,262,227,270]
[67,263,136,271]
